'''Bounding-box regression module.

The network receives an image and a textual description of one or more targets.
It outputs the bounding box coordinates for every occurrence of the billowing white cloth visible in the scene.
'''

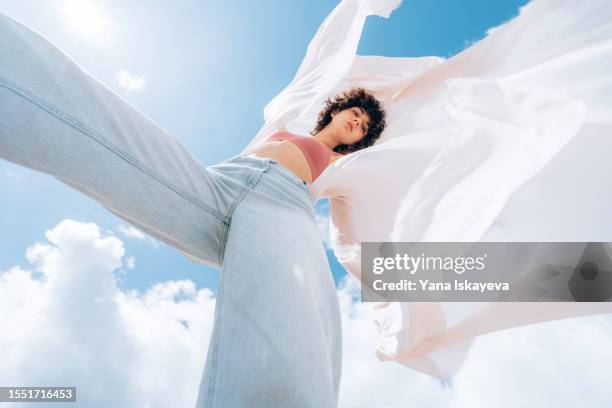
[242,0,612,379]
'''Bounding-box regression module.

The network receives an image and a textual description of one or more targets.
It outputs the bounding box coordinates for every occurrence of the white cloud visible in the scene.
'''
[463,37,478,50]
[485,2,534,37]
[336,276,454,407]
[125,256,136,269]
[1,219,611,407]
[463,1,533,53]
[0,219,215,407]
[115,223,161,247]
[116,224,146,240]
[315,211,332,249]
[449,315,612,408]
[4,171,20,182]
[115,69,146,92]
[336,274,612,407]
[315,199,332,249]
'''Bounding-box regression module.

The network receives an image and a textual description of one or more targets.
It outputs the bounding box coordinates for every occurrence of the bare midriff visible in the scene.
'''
[242,140,317,184]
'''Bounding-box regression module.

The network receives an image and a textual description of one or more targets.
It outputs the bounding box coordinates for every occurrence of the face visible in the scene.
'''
[330,106,371,145]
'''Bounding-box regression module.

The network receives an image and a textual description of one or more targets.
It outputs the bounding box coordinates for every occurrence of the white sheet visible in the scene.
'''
[242,0,612,379]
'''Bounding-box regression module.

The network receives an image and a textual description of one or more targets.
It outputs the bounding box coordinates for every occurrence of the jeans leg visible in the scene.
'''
[195,161,343,408]
[0,13,239,268]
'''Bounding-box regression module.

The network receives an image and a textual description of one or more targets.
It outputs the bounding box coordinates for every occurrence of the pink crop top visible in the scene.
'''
[267,131,342,182]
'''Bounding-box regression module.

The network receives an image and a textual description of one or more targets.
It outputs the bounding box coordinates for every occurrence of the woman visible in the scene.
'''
[244,87,386,184]
[0,9,385,404]
[193,88,386,408]
[194,88,386,407]
[3,0,612,404]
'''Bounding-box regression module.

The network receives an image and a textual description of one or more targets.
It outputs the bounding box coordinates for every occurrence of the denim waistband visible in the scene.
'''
[223,154,313,202]
[221,153,272,170]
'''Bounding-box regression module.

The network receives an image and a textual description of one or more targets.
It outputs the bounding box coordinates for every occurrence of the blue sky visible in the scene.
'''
[0,0,529,294]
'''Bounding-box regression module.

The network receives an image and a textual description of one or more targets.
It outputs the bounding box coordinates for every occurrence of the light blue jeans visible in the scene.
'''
[0,13,342,407]
[196,155,342,407]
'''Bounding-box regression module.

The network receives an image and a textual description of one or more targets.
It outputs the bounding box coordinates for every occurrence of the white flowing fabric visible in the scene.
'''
[242,0,612,379]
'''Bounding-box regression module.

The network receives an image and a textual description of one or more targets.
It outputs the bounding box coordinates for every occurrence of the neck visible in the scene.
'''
[313,127,339,150]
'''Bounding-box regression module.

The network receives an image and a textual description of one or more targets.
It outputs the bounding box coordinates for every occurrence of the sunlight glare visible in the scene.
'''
[60,0,113,43]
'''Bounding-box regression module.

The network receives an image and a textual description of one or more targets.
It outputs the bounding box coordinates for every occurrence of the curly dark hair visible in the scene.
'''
[310,87,386,155]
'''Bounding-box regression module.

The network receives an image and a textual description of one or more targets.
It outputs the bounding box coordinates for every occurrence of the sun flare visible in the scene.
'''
[60,0,113,43]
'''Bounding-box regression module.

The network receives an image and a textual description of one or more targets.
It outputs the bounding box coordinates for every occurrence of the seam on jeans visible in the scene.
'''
[217,163,267,266]
[204,265,226,408]
[205,164,267,407]
[216,222,230,268]
[0,77,229,224]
